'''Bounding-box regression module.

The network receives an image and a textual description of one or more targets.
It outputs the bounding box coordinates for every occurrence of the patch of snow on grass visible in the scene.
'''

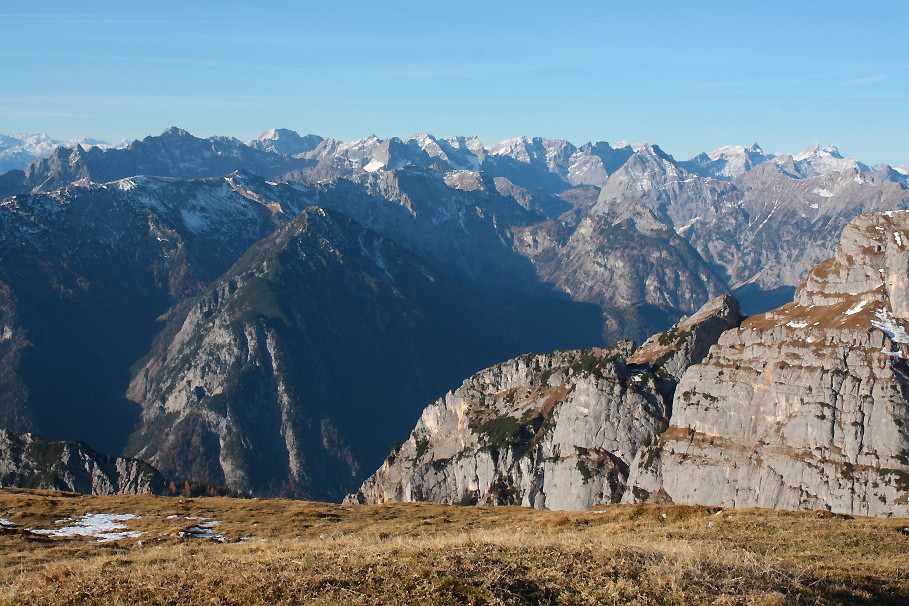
[785,321,808,328]
[895,232,903,247]
[185,520,228,542]
[872,308,909,343]
[845,300,869,315]
[30,513,142,543]
[0,517,15,527]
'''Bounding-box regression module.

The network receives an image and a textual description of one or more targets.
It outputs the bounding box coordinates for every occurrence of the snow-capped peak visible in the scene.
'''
[793,144,843,161]
[787,144,868,177]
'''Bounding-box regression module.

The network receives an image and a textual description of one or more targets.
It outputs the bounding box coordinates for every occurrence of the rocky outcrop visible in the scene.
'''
[347,295,740,510]
[624,211,909,516]
[0,429,165,495]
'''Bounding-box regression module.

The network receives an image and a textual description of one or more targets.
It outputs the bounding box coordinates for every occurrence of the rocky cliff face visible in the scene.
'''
[624,211,909,516]
[347,295,740,510]
[0,429,165,495]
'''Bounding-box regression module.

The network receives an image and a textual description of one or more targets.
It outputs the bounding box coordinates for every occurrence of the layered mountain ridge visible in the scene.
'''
[0,126,907,503]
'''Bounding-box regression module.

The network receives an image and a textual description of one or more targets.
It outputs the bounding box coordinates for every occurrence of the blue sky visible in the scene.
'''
[1,1,907,165]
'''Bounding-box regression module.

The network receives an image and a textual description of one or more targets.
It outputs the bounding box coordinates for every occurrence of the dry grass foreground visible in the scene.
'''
[0,488,907,605]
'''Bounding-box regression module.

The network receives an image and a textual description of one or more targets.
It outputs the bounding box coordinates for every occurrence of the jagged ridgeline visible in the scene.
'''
[351,212,909,516]
[0,429,164,495]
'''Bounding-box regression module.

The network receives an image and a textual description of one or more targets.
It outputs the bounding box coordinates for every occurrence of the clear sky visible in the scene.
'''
[1,1,907,165]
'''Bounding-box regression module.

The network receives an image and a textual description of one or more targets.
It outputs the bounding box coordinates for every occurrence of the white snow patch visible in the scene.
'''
[894,232,903,247]
[363,159,385,173]
[844,300,869,316]
[116,178,137,191]
[0,518,15,527]
[785,321,809,328]
[811,188,834,198]
[854,175,865,184]
[675,216,701,234]
[30,513,143,543]
[872,308,909,343]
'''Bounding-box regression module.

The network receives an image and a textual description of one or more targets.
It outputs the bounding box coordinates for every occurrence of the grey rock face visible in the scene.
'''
[347,295,740,510]
[624,211,909,516]
[0,429,165,495]
[627,294,741,381]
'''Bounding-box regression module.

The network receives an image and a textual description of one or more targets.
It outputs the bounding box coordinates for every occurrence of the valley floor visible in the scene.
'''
[0,489,906,605]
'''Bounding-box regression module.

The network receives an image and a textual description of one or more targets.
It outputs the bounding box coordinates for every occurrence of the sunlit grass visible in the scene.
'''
[0,488,906,604]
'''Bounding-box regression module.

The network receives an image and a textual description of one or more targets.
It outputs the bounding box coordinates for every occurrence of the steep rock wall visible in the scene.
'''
[625,211,909,516]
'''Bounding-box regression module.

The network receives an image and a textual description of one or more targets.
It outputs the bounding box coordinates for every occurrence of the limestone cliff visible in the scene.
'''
[0,429,165,495]
[347,295,740,510]
[625,211,909,516]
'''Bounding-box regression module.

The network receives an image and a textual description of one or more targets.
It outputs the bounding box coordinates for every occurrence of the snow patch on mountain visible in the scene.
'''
[872,308,909,343]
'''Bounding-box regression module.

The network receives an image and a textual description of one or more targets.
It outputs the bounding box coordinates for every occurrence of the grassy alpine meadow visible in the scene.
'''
[0,488,907,605]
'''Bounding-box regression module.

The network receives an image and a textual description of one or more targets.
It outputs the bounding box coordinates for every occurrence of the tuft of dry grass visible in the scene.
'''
[0,488,907,604]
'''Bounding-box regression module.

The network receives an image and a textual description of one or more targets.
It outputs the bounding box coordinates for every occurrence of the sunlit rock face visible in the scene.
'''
[625,211,909,517]
[347,296,740,511]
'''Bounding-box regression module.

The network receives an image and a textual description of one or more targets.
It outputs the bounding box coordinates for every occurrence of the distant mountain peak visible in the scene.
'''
[795,143,842,160]
[160,126,193,138]
[258,128,299,140]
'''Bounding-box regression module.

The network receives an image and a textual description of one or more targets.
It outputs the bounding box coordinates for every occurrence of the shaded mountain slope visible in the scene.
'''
[124,207,603,499]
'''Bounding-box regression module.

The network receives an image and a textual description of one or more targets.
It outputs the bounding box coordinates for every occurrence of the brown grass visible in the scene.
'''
[0,488,907,604]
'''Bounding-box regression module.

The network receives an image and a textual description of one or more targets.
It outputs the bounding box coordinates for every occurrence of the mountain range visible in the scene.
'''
[0,126,907,504]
